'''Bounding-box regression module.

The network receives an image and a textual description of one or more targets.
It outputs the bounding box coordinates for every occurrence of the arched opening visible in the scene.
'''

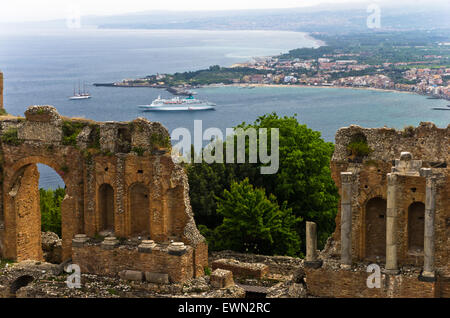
[408,202,425,253]
[365,197,387,260]
[9,163,65,264]
[38,164,65,264]
[9,275,34,297]
[98,183,115,233]
[130,183,150,236]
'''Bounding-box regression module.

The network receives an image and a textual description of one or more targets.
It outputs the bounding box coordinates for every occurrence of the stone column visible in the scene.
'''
[340,172,353,268]
[305,221,322,268]
[0,71,3,110]
[421,168,436,279]
[115,154,125,237]
[385,173,399,274]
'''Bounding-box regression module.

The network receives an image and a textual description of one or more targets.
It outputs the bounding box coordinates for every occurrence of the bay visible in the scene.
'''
[0,28,447,189]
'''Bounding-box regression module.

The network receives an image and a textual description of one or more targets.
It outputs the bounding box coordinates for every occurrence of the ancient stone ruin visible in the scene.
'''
[0,105,208,283]
[305,123,450,297]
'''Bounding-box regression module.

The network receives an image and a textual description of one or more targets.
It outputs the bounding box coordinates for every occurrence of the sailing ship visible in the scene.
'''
[69,81,91,100]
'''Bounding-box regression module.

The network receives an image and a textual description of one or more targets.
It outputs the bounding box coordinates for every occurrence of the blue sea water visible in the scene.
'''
[0,28,448,188]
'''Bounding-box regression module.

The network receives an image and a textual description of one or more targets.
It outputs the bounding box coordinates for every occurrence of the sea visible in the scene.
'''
[0,27,448,189]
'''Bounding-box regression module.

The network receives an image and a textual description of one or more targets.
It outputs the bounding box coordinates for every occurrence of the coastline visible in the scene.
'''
[92,30,448,101]
[203,83,444,99]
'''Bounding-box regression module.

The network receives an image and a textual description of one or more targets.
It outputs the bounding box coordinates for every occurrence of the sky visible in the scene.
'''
[0,0,444,23]
[0,0,371,22]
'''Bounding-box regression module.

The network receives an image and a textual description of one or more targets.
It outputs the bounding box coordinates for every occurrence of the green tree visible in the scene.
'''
[187,160,234,228]
[40,187,65,236]
[205,179,301,256]
[188,113,339,252]
[237,113,339,249]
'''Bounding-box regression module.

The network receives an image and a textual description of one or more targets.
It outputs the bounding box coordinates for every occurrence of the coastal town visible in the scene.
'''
[229,54,450,100]
[104,52,450,100]
[100,32,450,100]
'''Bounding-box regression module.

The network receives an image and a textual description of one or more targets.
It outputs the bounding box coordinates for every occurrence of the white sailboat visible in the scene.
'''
[69,81,91,100]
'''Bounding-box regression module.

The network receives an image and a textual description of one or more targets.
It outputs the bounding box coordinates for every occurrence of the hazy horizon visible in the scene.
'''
[1,0,449,23]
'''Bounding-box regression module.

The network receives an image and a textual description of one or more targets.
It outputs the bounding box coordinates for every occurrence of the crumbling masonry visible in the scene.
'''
[0,103,208,283]
[305,123,449,297]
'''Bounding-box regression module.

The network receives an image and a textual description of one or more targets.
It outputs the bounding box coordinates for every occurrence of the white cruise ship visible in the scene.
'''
[138,95,216,111]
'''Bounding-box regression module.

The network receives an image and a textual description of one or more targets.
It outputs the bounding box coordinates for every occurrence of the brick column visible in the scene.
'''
[305,221,322,268]
[421,168,436,279]
[340,172,353,268]
[385,173,399,274]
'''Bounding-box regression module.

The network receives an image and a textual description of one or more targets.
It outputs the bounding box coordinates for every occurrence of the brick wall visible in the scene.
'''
[0,106,207,276]
[305,267,439,298]
[72,243,195,283]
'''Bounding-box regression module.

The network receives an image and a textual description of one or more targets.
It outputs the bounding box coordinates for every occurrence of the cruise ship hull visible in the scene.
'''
[138,105,215,111]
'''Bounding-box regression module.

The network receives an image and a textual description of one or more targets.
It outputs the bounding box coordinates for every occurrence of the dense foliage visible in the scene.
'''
[146,65,270,86]
[202,179,301,256]
[280,31,450,67]
[40,187,65,236]
[188,113,339,256]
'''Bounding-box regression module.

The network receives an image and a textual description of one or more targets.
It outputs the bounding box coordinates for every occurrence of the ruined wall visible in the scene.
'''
[72,241,195,283]
[307,122,449,297]
[330,123,449,271]
[305,266,441,298]
[0,105,207,282]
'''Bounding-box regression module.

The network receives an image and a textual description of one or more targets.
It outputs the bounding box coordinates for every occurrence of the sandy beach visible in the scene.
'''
[204,83,437,99]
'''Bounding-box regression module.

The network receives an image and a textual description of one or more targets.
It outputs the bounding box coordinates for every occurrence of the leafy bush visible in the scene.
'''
[347,134,372,158]
[1,128,23,146]
[149,133,170,150]
[347,141,372,157]
[62,121,86,146]
[131,146,145,156]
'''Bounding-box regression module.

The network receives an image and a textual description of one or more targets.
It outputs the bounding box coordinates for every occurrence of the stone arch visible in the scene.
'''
[4,156,77,262]
[129,182,150,236]
[364,197,387,260]
[9,156,70,190]
[98,183,115,233]
[358,185,385,259]
[408,202,425,253]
